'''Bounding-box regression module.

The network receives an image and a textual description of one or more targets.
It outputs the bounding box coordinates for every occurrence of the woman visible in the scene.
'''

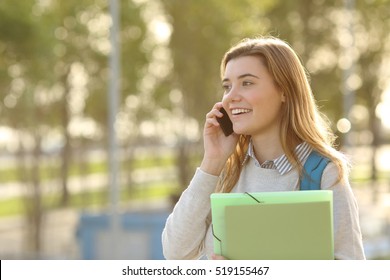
[162,36,365,260]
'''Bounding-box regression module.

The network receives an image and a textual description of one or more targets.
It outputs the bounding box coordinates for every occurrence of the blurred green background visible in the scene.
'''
[0,0,389,259]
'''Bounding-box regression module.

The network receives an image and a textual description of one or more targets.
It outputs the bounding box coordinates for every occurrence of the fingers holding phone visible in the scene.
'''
[204,103,233,138]
[201,103,238,176]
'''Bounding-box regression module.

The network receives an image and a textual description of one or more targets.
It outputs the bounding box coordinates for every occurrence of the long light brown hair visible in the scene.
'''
[216,36,348,193]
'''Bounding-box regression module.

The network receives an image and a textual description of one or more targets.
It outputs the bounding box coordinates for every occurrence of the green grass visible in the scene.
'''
[0,154,176,184]
[0,181,179,218]
[350,165,390,184]
[0,198,24,217]
[0,152,200,218]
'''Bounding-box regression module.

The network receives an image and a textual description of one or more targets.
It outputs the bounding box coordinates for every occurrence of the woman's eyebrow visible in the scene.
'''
[222,73,260,83]
[238,73,260,79]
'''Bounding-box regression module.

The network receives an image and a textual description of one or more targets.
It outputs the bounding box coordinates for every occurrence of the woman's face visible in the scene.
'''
[221,55,285,139]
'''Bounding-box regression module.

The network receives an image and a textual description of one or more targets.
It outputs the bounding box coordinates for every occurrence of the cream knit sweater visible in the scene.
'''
[162,158,366,260]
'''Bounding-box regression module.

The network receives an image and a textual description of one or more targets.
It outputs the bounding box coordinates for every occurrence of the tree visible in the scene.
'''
[0,0,57,254]
[0,0,151,256]
[45,0,149,205]
[353,0,390,199]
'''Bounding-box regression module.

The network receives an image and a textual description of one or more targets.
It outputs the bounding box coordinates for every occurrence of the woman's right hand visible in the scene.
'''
[200,102,239,176]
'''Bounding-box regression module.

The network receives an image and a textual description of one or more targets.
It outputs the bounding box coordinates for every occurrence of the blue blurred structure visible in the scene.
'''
[76,211,170,260]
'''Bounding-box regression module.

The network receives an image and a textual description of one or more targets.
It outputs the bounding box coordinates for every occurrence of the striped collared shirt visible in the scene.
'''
[244,141,312,175]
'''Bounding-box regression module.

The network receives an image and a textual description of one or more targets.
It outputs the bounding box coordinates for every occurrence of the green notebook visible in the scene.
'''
[210,191,334,260]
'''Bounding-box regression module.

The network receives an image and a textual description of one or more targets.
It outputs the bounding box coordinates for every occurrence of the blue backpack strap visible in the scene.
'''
[300,150,330,191]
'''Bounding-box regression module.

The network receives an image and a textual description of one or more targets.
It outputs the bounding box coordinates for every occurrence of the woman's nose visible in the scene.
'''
[225,86,241,103]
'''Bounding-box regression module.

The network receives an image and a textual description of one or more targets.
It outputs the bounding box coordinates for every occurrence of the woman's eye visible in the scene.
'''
[243,81,253,86]
[222,84,231,91]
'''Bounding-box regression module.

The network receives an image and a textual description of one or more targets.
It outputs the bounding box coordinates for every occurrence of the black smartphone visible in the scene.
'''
[217,107,234,136]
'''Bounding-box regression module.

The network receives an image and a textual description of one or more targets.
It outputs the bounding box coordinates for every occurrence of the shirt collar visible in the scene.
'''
[244,140,312,175]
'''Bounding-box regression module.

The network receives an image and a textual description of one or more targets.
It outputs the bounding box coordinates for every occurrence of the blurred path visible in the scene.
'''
[0,208,81,259]
[0,198,171,259]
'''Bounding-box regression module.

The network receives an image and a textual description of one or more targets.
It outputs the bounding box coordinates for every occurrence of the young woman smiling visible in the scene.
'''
[162,36,365,260]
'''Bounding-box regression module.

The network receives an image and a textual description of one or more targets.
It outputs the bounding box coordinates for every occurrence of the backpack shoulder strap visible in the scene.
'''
[300,150,330,191]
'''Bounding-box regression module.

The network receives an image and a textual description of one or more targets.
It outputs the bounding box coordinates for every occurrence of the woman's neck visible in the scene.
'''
[250,134,284,164]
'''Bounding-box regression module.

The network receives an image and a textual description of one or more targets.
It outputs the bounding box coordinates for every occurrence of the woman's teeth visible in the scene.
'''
[232,108,251,115]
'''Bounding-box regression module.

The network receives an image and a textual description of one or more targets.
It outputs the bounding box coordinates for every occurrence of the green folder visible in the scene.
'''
[210,190,334,260]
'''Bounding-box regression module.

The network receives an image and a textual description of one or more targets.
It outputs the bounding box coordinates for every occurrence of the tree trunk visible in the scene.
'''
[28,133,43,254]
[370,114,380,203]
[60,70,71,206]
[18,131,43,257]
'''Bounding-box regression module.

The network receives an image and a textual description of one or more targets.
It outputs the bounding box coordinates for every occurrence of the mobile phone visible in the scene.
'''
[217,107,234,136]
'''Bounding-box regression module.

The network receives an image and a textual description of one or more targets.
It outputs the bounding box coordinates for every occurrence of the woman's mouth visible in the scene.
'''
[232,108,252,115]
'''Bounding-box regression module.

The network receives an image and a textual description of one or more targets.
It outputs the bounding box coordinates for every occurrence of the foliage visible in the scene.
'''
[1,0,389,148]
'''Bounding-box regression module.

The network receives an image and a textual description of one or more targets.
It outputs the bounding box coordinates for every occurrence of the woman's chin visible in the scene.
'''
[232,126,248,136]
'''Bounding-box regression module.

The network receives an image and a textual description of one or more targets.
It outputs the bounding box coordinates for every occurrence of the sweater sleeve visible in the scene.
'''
[321,163,366,260]
[162,168,219,259]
